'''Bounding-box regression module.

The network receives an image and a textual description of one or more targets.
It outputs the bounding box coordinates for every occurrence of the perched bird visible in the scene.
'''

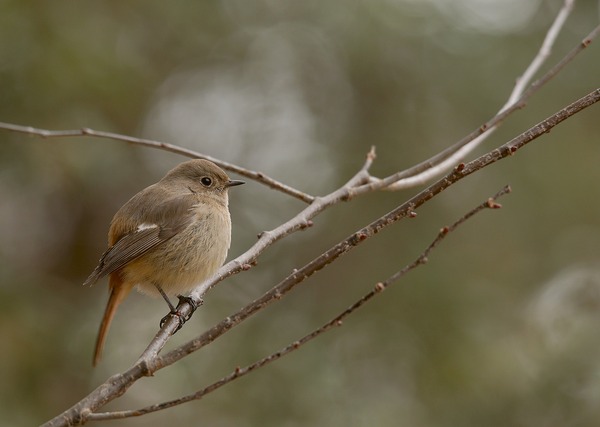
[84,159,244,366]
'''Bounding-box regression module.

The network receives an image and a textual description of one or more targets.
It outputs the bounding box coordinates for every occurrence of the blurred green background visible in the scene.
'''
[1,1,599,426]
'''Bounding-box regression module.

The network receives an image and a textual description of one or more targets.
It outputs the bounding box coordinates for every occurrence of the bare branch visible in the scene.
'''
[359,15,599,193]
[503,0,575,110]
[30,3,597,423]
[149,87,599,373]
[460,88,600,175]
[88,185,512,421]
[132,87,600,392]
[40,85,599,427]
[2,12,597,208]
[0,122,315,203]
[135,146,377,365]
[3,6,595,206]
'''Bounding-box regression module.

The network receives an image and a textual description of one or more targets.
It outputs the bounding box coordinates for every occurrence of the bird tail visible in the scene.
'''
[93,274,132,367]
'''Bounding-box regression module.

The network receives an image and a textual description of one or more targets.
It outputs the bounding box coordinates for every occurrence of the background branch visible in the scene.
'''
[0,122,316,203]
[358,20,600,193]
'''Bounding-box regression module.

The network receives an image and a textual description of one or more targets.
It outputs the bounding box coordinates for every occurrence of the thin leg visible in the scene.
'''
[154,283,183,330]
[154,283,176,312]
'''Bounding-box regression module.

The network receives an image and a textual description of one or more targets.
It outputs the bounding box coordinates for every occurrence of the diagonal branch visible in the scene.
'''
[136,146,377,364]
[149,88,599,374]
[39,148,378,427]
[87,185,512,421]
[502,0,575,110]
[40,87,600,427]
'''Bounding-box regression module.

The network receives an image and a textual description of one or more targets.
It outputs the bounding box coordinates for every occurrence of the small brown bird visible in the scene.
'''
[84,159,244,366]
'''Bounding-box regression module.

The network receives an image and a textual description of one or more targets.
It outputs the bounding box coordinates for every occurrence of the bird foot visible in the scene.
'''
[159,295,202,332]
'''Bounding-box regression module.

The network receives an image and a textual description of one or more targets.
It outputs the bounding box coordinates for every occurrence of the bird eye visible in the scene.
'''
[200,177,213,187]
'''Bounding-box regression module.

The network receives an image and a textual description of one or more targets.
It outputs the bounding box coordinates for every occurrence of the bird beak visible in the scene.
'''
[226,179,245,188]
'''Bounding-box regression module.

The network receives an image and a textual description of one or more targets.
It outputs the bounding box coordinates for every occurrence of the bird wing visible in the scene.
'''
[83,192,198,287]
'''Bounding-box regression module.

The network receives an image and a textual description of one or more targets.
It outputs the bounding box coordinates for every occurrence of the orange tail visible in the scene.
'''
[93,274,132,366]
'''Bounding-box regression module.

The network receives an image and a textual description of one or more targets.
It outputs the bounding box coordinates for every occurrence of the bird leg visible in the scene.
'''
[155,283,201,332]
[154,283,176,312]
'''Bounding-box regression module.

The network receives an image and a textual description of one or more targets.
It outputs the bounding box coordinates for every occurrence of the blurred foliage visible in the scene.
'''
[1,1,599,426]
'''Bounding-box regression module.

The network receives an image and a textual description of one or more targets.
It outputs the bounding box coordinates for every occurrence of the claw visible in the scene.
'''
[176,294,201,321]
[158,295,202,332]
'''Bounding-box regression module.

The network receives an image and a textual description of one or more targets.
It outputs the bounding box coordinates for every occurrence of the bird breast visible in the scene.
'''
[124,202,232,297]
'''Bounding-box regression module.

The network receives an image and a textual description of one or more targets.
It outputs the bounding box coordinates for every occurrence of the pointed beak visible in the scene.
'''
[226,179,245,188]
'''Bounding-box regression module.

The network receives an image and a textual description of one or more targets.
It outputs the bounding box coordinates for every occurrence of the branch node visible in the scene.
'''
[139,359,154,377]
[374,282,385,293]
[408,211,418,218]
[486,198,502,209]
[300,219,314,230]
[356,232,368,241]
[341,191,353,202]
[78,408,92,424]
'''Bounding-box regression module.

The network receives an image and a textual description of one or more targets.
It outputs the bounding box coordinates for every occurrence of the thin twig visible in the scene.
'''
[88,186,512,420]
[503,0,575,110]
[0,122,315,203]
[358,17,599,193]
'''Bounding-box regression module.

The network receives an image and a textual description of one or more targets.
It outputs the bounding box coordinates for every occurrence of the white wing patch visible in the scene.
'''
[137,223,159,231]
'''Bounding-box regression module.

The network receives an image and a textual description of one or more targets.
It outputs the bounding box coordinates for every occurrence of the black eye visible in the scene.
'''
[200,177,213,187]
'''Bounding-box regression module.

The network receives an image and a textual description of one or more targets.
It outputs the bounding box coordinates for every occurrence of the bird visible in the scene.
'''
[83,159,244,366]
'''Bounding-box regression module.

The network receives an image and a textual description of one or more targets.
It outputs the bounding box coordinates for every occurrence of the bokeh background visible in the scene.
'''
[1,1,599,426]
